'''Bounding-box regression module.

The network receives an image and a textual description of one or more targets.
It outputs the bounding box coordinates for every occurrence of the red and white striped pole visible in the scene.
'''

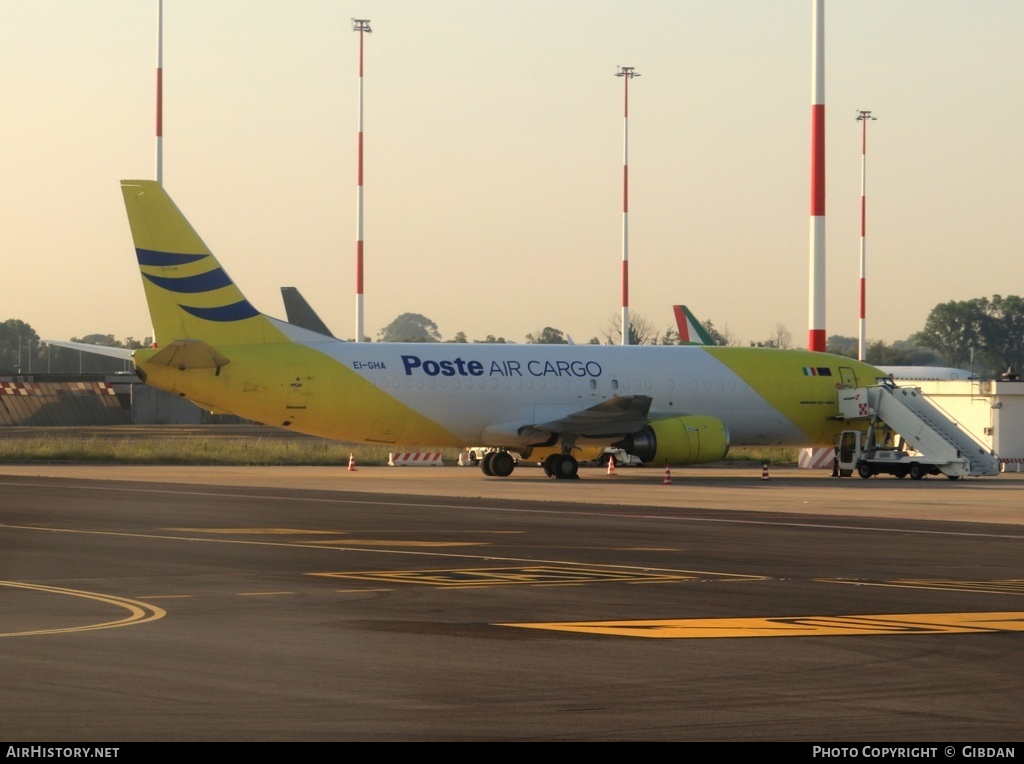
[615,66,639,346]
[155,0,163,184]
[856,110,876,362]
[352,18,371,343]
[808,0,826,352]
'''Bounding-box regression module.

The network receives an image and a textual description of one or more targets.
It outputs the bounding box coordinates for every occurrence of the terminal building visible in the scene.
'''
[907,371,1024,472]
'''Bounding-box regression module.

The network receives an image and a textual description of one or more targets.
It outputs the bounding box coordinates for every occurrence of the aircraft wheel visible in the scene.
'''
[909,463,926,480]
[480,451,495,476]
[542,454,559,478]
[857,463,873,479]
[490,451,516,478]
[552,454,579,480]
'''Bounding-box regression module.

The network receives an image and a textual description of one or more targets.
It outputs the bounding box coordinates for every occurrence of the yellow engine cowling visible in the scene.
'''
[614,415,730,465]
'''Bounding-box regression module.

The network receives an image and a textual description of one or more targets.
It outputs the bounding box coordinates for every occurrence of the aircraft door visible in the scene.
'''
[839,366,858,389]
[286,370,310,409]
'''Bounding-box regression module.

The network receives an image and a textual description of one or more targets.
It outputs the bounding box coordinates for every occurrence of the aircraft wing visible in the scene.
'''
[484,395,653,445]
[43,340,134,360]
[535,395,653,437]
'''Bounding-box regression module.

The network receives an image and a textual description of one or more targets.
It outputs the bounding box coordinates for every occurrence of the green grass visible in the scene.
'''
[0,432,797,466]
[0,435,463,467]
[726,446,799,465]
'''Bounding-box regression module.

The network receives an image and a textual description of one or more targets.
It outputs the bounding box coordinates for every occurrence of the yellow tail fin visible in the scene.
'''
[121,180,286,347]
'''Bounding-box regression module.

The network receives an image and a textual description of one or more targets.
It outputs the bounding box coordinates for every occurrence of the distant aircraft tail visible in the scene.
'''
[673,305,716,345]
[281,287,335,337]
[121,180,286,348]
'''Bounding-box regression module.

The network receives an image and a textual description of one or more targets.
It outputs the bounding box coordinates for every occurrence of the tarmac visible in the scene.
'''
[2,462,1021,525]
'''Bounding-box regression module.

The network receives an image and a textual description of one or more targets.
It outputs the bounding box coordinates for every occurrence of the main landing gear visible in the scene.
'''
[542,453,579,480]
[479,450,516,478]
[478,448,581,479]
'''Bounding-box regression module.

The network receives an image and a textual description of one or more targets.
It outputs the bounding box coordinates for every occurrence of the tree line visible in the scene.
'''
[376,311,736,347]
[5,294,1020,377]
[0,319,147,375]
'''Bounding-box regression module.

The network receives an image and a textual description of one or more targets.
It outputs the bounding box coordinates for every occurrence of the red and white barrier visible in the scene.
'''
[388,452,444,467]
[798,447,835,469]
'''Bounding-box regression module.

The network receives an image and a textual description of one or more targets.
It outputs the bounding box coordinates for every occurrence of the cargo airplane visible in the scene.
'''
[118,179,888,479]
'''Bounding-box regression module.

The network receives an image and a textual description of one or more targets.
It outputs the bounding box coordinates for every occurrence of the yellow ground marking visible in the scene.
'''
[0,581,166,638]
[238,591,294,596]
[500,611,1024,639]
[823,579,1024,596]
[170,527,343,535]
[299,539,485,548]
[311,565,763,588]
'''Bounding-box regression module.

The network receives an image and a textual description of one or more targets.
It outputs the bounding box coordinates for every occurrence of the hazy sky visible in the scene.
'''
[3,1,1022,348]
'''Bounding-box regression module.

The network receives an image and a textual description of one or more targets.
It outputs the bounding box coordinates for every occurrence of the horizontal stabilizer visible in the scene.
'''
[43,340,134,361]
[148,339,230,370]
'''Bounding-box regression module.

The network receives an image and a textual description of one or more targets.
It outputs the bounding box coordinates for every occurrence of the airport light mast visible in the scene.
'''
[352,18,371,343]
[856,110,876,362]
[808,0,826,352]
[615,65,639,346]
[155,0,163,184]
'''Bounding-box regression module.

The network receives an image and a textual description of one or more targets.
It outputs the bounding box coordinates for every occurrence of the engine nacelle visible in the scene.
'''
[614,415,730,465]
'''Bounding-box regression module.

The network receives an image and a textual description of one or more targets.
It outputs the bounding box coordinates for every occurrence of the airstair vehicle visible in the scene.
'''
[836,381,1000,480]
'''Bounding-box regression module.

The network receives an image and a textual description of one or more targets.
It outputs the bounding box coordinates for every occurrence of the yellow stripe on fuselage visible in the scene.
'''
[704,347,885,446]
[134,342,461,446]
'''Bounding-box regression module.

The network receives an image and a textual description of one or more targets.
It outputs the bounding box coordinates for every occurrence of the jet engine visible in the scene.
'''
[614,415,730,465]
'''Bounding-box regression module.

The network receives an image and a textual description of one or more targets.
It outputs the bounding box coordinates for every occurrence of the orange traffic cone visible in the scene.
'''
[663,463,673,485]
[760,463,770,481]
[348,453,357,472]
[606,455,617,476]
